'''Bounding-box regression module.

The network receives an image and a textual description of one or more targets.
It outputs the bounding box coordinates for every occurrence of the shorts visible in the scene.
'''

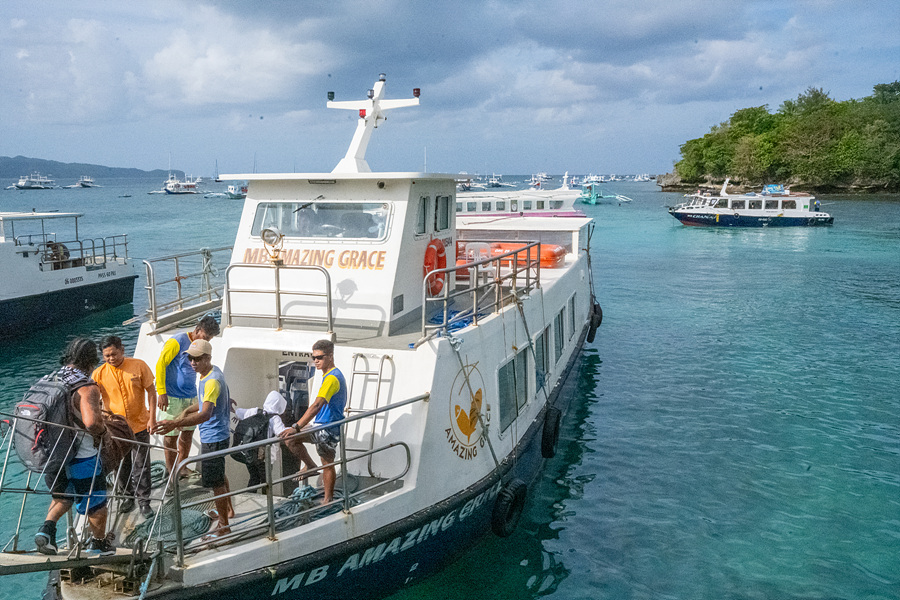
[46,454,107,515]
[200,439,229,488]
[301,428,339,461]
[158,396,198,436]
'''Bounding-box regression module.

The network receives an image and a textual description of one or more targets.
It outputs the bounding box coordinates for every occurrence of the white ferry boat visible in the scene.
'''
[225,183,248,199]
[14,173,57,189]
[0,211,138,336]
[0,75,602,600]
[164,173,202,194]
[668,180,834,227]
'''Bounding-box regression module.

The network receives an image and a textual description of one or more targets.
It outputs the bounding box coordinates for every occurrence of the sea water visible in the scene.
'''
[0,179,897,599]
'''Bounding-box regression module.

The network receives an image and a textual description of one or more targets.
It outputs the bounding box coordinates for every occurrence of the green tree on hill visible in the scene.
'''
[674,82,900,190]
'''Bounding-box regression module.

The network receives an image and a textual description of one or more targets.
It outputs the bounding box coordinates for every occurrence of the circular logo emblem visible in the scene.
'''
[445,363,487,460]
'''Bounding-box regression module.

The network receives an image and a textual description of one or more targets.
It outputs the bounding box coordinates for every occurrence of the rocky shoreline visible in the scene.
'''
[655,172,900,194]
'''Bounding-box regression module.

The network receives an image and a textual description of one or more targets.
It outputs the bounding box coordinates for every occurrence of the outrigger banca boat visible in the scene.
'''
[0,74,602,600]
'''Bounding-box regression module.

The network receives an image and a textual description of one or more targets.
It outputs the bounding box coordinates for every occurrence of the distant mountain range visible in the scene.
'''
[0,156,180,181]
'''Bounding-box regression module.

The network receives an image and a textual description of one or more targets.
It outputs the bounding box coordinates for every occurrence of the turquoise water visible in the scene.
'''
[1,180,898,599]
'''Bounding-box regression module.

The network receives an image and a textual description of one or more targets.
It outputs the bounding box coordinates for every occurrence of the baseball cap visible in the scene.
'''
[184,339,213,357]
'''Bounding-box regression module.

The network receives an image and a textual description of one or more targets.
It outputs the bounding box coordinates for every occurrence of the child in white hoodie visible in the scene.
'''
[233,391,290,487]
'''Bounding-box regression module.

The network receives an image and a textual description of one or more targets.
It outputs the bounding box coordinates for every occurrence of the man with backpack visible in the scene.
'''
[33,338,114,556]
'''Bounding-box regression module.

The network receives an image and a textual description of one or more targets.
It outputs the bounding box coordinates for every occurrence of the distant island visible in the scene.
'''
[0,156,179,182]
[658,81,900,193]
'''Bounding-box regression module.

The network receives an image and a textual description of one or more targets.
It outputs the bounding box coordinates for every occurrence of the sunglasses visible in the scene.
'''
[311,354,328,361]
[188,355,206,362]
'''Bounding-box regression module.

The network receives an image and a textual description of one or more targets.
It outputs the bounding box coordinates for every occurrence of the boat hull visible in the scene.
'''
[56,327,587,600]
[670,211,834,227]
[0,275,137,337]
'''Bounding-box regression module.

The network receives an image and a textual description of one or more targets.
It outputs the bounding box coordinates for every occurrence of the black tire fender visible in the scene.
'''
[491,478,527,537]
[586,303,603,342]
[541,406,562,458]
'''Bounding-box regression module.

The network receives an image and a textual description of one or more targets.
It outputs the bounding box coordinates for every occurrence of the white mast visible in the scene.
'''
[328,73,420,173]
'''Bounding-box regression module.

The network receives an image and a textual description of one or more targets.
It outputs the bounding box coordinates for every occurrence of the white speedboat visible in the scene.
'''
[668,179,834,227]
[0,211,138,336]
[64,176,101,189]
[0,75,602,600]
[14,173,56,189]
[225,183,248,199]
[164,173,202,194]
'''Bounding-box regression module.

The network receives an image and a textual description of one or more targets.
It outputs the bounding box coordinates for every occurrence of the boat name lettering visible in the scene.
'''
[243,248,386,270]
[445,427,481,459]
[270,481,502,595]
[64,276,84,285]
[97,270,117,278]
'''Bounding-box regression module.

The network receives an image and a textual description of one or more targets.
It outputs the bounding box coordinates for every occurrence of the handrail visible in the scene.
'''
[224,263,334,335]
[169,391,429,566]
[143,246,232,325]
[420,241,542,341]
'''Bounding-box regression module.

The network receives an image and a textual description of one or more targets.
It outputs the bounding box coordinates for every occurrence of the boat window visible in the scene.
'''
[456,202,463,212]
[435,195,451,231]
[535,326,550,382]
[715,199,728,208]
[497,348,530,433]
[749,200,762,210]
[251,202,390,240]
[550,200,563,209]
[482,201,492,211]
[467,202,477,212]
[765,200,778,210]
[523,200,533,211]
[730,200,746,210]
[782,200,796,209]
[568,294,576,340]
[554,309,565,364]
[536,200,545,210]
[496,201,505,211]
[417,196,429,234]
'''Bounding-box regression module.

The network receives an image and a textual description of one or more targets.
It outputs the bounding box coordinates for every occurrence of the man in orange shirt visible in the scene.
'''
[93,335,157,519]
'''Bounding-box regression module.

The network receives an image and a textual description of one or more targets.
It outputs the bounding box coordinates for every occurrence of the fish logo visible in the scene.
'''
[446,363,487,460]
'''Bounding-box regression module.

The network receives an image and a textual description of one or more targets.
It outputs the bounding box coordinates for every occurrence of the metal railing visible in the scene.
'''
[28,235,131,271]
[168,391,428,567]
[143,246,232,327]
[420,240,543,341]
[0,411,168,574]
[224,263,334,334]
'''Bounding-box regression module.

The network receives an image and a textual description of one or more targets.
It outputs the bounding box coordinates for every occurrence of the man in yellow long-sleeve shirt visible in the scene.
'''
[155,315,220,487]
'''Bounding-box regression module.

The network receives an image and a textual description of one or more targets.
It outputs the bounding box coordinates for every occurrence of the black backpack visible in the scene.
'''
[13,373,81,473]
[232,412,274,465]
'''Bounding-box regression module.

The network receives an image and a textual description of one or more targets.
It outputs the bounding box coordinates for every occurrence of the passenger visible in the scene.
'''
[233,391,289,488]
[279,340,346,504]
[153,339,234,539]
[93,336,157,519]
[35,338,115,556]
[155,315,220,488]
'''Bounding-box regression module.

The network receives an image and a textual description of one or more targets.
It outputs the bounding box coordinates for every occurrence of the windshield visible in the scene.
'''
[251,202,390,240]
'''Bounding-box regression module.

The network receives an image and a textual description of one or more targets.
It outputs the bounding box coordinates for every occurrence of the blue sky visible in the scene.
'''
[1,0,898,177]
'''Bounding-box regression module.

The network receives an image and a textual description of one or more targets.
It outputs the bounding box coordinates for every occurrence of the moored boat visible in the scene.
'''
[164,173,202,194]
[0,75,602,600]
[14,173,56,189]
[0,211,138,336]
[668,179,834,227]
[225,183,248,199]
[578,182,632,205]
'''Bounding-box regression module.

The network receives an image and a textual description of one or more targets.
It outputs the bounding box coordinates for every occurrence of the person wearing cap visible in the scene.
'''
[154,315,220,487]
[153,338,234,538]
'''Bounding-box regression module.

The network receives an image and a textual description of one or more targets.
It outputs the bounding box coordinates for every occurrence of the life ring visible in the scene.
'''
[586,303,603,343]
[491,478,527,537]
[423,239,447,296]
[541,406,562,458]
